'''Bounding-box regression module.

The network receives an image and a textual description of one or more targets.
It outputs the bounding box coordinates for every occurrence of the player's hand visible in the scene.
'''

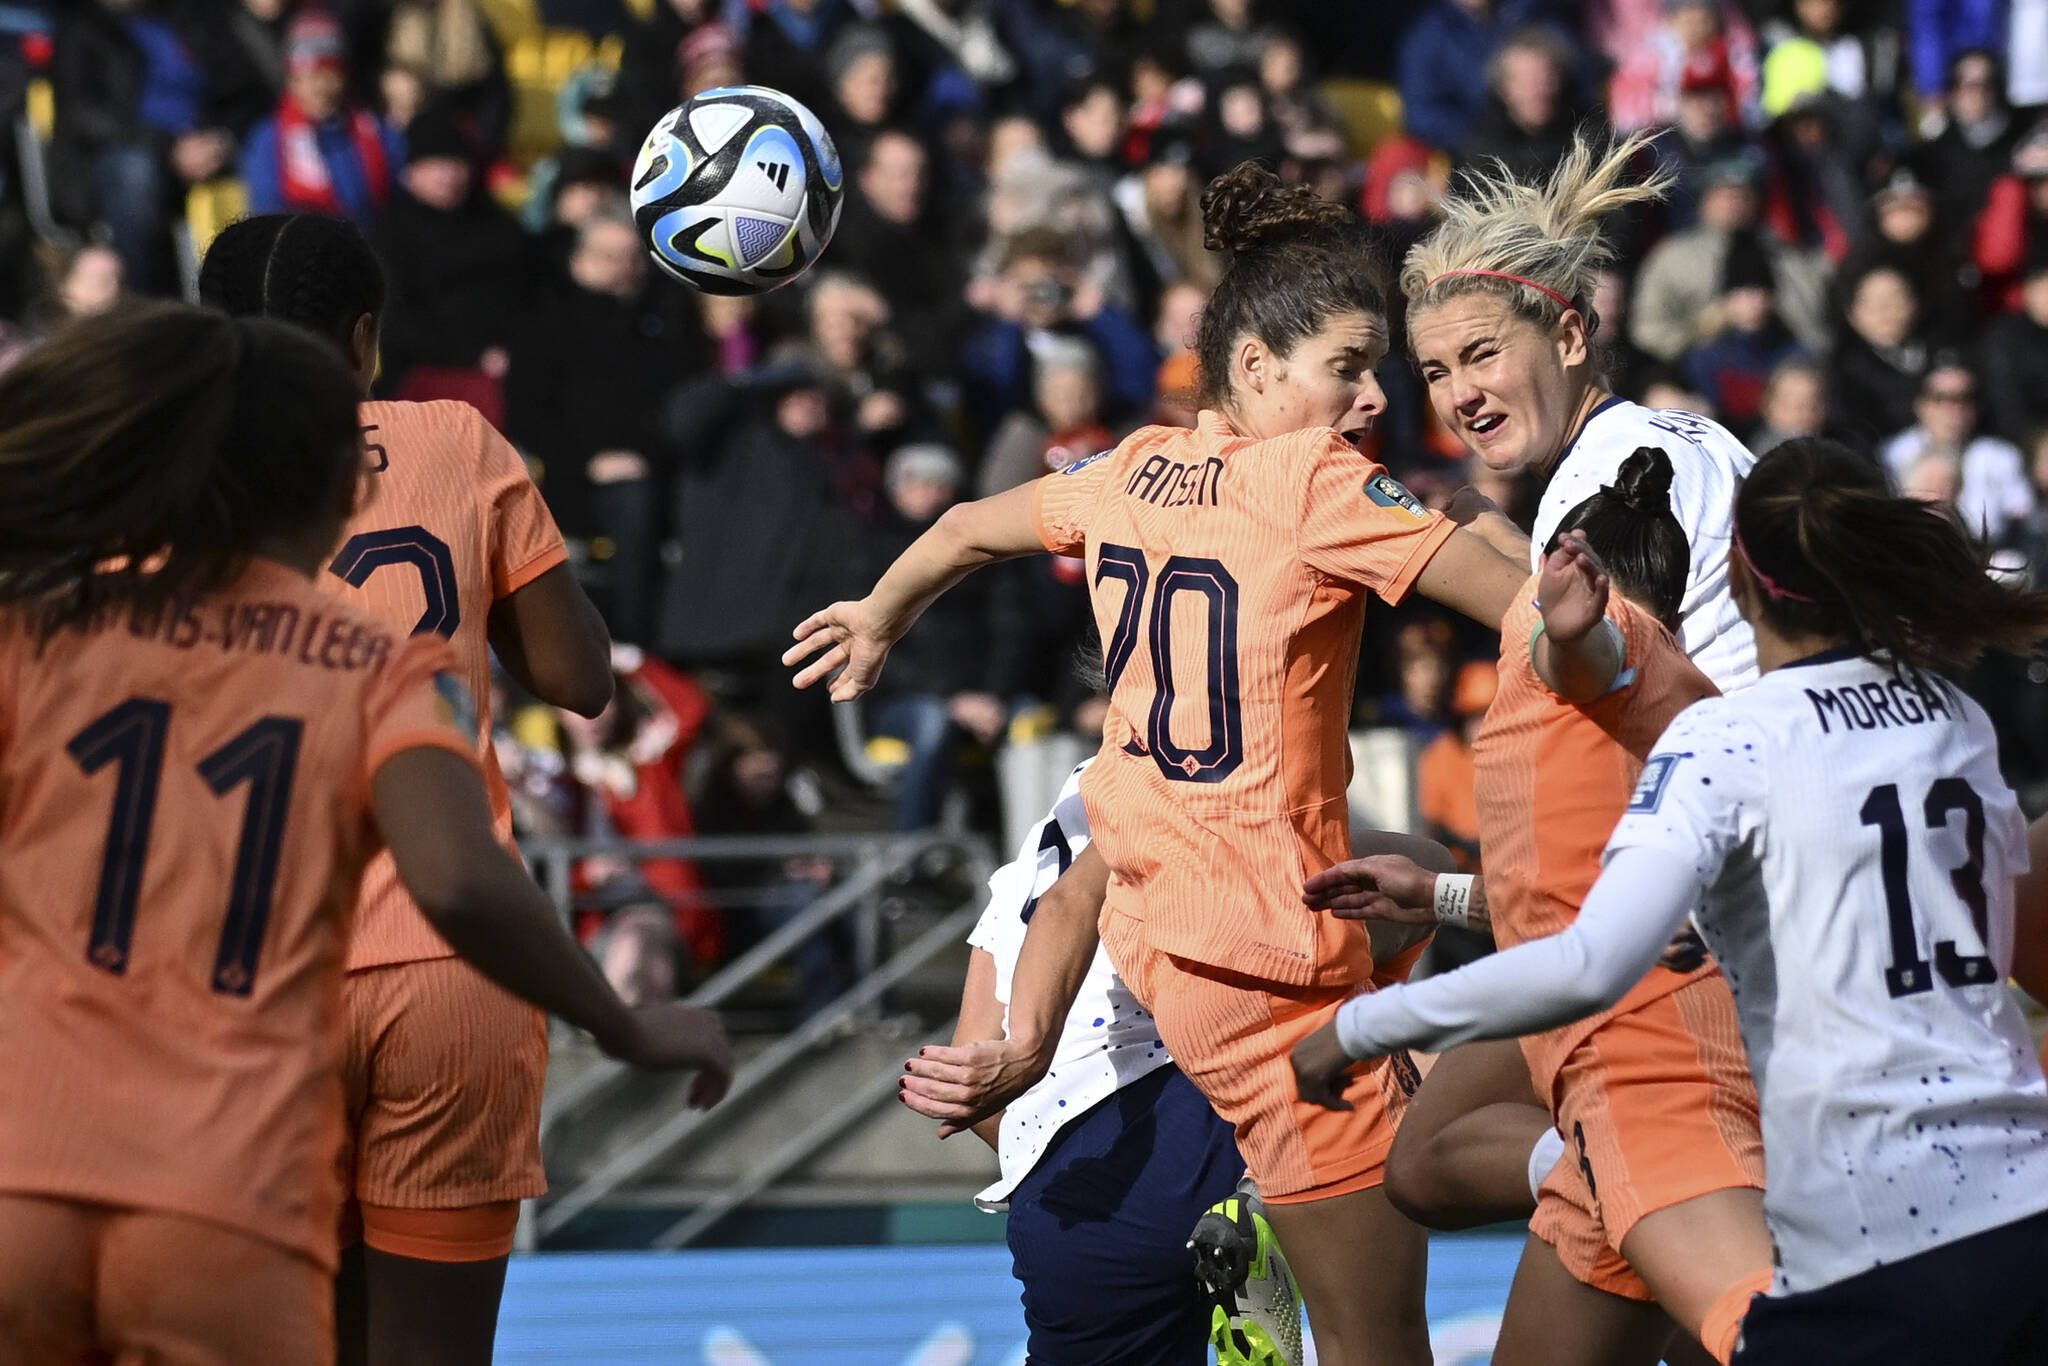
[1660,925,1711,973]
[784,597,902,700]
[607,1003,734,1107]
[948,691,1008,744]
[900,1038,1053,1138]
[1302,855,1436,925]
[1536,530,1611,644]
[1291,1020,1362,1112]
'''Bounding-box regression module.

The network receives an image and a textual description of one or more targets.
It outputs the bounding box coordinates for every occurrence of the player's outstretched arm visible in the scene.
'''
[786,482,1045,701]
[1293,845,1700,1110]
[489,563,614,718]
[374,747,732,1106]
[1412,525,1531,630]
[1530,531,1626,703]
[1304,854,1491,937]
[902,842,1110,1137]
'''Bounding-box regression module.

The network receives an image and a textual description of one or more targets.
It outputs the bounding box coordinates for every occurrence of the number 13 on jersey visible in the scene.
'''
[1096,542,1243,784]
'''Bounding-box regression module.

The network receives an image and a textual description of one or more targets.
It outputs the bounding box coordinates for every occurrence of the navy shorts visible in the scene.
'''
[1734,1208,2048,1364]
[1005,1064,1243,1366]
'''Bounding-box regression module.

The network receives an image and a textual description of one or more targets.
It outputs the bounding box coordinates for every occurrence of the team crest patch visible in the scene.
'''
[1060,448,1112,475]
[1364,472,1428,519]
[433,671,479,738]
[1629,753,1681,813]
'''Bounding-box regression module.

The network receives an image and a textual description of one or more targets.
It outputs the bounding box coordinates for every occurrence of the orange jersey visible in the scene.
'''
[1034,410,1457,986]
[0,560,473,1268]
[1472,578,1720,1091]
[327,400,567,969]
[1416,731,1481,864]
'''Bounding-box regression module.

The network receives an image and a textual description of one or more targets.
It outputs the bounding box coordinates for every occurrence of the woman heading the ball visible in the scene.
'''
[790,164,1527,1363]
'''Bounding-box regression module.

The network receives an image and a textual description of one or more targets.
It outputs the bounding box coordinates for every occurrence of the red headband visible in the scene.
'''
[1733,523,1816,603]
[1426,268,1576,312]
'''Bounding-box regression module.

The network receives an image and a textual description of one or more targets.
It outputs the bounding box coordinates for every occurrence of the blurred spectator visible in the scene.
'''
[241,14,403,224]
[1898,448,1962,508]
[1185,0,1267,77]
[1202,65,1286,172]
[523,71,632,239]
[696,292,763,376]
[2013,0,2048,109]
[655,362,844,692]
[831,129,967,374]
[977,337,1114,497]
[823,23,903,161]
[802,271,922,459]
[1827,262,1930,447]
[1398,0,1562,154]
[1150,278,1207,430]
[2007,427,2048,569]
[1658,58,1753,230]
[1258,31,1347,167]
[1608,0,1760,135]
[1055,74,1128,188]
[50,0,270,294]
[1630,154,1831,361]
[1681,230,1806,434]
[378,0,510,160]
[986,548,1101,739]
[556,646,722,980]
[1592,266,1656,401]
[37,244,128,330]
[1837,167,1973,347]
[1750,355,1830,453]
[1640,368,1718,417]
[1113,134,1222,319]
[737,0,854,123]
[1758,0,1904,117]
[1759,72,1873,261]
[886,0,1019,112]
[962,225,1156,434]
[1984,244,2048,444]
[508,210,699,645]
[372,106,530,397]
[1415,659,1493,872]
[617,6,738,138]
[694,720,843,1016]
[1976,120,2048,313]
[1910,50,2022,235]
[1460,26,1584,179]
[846,443,1004,830]
[1879,359,2035,542]
[1375,618,1460,741]
[528,146,630,271]
[1907,0,2007,117]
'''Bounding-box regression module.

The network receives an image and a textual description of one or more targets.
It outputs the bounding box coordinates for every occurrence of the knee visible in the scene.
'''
[1382,1130,1464,1231]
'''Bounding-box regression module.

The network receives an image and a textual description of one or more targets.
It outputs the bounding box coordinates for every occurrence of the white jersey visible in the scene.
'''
[1535,398,1757,691]
[965,762,1173,1211]
[1609,651,2048,1293]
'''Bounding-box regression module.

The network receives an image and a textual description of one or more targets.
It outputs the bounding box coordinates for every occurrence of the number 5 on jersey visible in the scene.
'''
[1096,543,1243,784]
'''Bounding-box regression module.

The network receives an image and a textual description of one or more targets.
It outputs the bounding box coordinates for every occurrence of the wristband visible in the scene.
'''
[1432,873,1477,929]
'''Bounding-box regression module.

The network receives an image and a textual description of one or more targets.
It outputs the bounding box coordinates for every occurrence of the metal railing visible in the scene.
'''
[519,829,996,1250]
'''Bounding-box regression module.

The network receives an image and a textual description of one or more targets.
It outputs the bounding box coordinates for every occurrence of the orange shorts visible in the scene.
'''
[1103,907,1419,1202]
[340,956,547,1261]
[0,1193,330,1365]
[1528,975,1764,1300]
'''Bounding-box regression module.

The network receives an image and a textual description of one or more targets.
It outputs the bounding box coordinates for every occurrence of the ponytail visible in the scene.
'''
[1547,445,1690,629]
[1734,437,2048,674]
[0,302,363,629]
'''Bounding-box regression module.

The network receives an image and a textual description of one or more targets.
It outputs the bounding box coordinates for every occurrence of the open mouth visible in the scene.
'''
[1467,413,1506,440]
[1337,425,1369,451]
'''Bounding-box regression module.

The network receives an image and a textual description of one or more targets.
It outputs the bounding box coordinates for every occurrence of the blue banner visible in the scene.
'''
[496,1235,1523,1364]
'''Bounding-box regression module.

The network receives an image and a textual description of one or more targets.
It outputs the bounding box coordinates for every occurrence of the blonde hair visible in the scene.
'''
[1402,130,1671,334]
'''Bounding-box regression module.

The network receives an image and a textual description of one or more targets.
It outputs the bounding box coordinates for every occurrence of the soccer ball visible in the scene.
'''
[628,85,844,296]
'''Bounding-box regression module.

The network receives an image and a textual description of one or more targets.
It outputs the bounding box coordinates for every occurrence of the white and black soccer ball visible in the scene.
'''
[628,85,844,296]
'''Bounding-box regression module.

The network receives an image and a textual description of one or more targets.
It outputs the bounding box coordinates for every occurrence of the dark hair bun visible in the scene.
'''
[1608,446,1676,516]
[1200,160,1352,257]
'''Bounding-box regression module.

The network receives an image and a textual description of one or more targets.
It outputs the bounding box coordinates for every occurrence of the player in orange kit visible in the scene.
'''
[791,165,1529,1363]
[0,304,729,1366]
[1295,450,1771,1364]
[198,214,613,1364]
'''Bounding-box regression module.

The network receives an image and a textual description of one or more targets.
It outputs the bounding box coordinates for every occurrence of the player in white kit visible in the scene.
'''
[1299,437,2048,1361]
[1382,131,1758,1244]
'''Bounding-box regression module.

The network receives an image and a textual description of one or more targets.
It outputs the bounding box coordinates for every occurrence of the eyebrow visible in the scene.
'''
[1457,336,1498,364]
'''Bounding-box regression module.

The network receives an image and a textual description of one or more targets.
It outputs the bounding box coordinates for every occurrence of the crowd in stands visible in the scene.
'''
[4,0,2048,1001]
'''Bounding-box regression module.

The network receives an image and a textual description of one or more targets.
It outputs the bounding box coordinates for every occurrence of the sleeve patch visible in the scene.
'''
[1060,449,1111,475]
[1365,472,1429,520]
[1629,753,1682,813]
[432,672,479,739]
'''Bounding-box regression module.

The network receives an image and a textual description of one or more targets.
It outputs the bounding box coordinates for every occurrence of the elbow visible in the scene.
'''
[404,851,509,942]
[556,665,614,719]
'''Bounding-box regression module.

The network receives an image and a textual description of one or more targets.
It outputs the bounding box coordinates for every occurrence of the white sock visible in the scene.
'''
[1527,1128,1567,1201]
